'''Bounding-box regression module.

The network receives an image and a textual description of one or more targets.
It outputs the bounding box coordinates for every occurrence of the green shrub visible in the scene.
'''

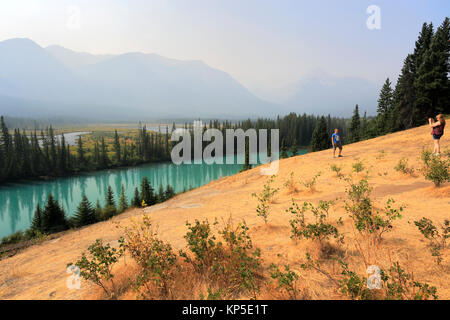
[179,219,223,273]
[338,260,375,300]
[252,175,279,223]
[352,161,364,173]
[180,218,262,299]
[199,288,224,300]
[421,148,433,166]
[300,171,321,191]
[218,219,262,299]
[300,254,438,300]
[123,215,177,298]
[414,218,449,265]
[422,156,449,187]
[0,229,45,246]
[269,263,300,299]
[283,172,298,194]
[345,179,403,243]
[330,164,343,178]
[394,158,414,175]
[380,262,438,300]
[376,150,386,160]
[68,238,124,299]
[286,199,343,245]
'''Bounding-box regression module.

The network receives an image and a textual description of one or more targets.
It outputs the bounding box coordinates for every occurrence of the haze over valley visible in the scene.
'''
[0,38,379,120]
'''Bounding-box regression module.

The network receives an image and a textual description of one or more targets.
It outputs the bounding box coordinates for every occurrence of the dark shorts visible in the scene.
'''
[333,142,342,150]
[433,134,443,140]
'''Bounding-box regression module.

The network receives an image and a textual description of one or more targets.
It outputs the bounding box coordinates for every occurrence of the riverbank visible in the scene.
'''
[0,124,448,299]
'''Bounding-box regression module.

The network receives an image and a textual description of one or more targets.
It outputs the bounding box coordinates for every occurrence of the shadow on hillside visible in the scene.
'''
[372,181,430,198]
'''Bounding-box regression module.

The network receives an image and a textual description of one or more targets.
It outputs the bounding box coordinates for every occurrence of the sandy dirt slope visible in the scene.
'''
[0,124,448,300]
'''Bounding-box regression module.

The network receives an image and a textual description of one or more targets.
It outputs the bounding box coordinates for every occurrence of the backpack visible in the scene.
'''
[433,123,444,135]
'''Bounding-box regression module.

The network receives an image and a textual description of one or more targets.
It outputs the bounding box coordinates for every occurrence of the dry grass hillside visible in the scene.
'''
[0,124,448,300]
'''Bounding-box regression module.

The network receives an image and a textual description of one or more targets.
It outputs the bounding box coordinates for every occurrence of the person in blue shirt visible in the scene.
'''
[331,128,343,158]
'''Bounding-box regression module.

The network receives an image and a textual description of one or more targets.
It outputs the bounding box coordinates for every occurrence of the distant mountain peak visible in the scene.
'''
[0,38,279,120]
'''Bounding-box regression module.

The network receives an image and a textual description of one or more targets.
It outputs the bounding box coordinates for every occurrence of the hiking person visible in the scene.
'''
[331,128,343,158]
[428,114,446,156]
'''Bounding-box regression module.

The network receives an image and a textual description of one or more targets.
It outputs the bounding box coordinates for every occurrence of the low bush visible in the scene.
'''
[68,238,125,299]
[180,218,263,299]
[330,164,343,178]
[422,155,449,187]
[123,215,177,299]
[269,263,300,299]
[345,178,403,244]
[252,175,279,223]
[414,218,449,265]
[286,199,343,247]
[283,172,298,194]
[300,254,438,300]
[394,158,415,175]
[300,171,321,192]
[352,161,364,173]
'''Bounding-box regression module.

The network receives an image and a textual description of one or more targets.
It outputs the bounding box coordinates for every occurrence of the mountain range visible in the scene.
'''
[0,38,378,120]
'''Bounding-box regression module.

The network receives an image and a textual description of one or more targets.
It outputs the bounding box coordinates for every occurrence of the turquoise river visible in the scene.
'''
[0,151,307,239]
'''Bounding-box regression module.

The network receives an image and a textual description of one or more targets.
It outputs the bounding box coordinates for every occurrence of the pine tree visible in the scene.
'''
[140,177,156,206]
[93,141,100,168]
[242,137,251,171]
[100,137,109,168]
[72,195,96,227]
[118,184,128,213]
[393,54,416,130]
[41,194,68,233]
[94,200,103,221]
[77,135,86,169]
[310,116,329,152]
[414,18,450,122]
[157,184,165,203]
[105,186,115,207]
[413,22,434,74]
[377,78,394,135]
[289,138,298,157]
[0,116,12,181]
[59,133,67,173]
[360,111,368,140]
[103,186,117,219]
[113,130,121,165]
[349,105,361,143]
[164,185,175,200]
[280,139,288,158]
[31,203,43,232]
[48,127,57,170]
[132,187,141,207]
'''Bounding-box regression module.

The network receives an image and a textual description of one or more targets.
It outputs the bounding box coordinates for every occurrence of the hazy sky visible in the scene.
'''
[1,0,449,99]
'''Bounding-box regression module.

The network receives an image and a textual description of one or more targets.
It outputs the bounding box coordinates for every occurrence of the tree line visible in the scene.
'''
[1,114,349,183]
[0,119,172,183]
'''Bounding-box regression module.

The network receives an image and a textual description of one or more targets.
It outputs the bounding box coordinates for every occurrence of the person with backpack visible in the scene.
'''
[428,114,446,156]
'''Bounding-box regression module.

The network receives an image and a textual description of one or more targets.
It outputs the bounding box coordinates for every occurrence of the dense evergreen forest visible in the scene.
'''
[0,120,173,183]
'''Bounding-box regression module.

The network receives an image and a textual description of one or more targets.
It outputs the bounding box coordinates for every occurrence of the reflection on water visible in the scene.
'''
[0,151,306,238]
